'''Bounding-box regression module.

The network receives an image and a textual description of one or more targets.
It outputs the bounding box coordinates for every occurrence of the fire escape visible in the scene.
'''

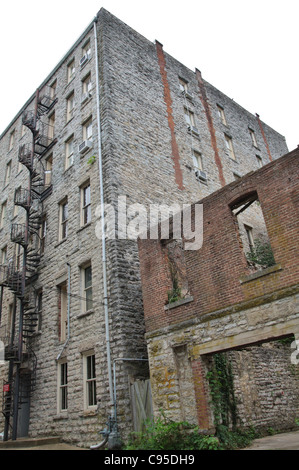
[0,87,57,440]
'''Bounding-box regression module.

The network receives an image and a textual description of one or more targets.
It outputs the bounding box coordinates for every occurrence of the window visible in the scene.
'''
[224,134,236,160]
[50,80,57,99]
[36,290,43,332]
[231,192,276,270]
[192,150,203,171]
[82,40,91,59]
[45,155,53,186]
[58,361,68,412]
[81,182,91,226]
[83,353,96,409]
[65,136,74,169]
[184,107,195,127]
[82,73,92,95]
[16,244,23,271]
[179,78,188,93]
[58,281,68,342]
[9,131,15,151]
[0,202,7,229]
[59,199,68,241]
[217,105,227,125]
[83,118,93,141]
[13,201,19,218]
[256,155,263,168]
[1,246,7,265]
[39,218,47,254]
[82,264,92,312]
[244,224,254,252]
[249,128,258,147]
[48,113,55,140]
[66,93,74,122]
[4,161,11,186]
[67,59,75,83]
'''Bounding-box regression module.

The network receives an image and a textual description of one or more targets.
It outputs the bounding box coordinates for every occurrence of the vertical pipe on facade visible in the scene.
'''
[93,19,114,408]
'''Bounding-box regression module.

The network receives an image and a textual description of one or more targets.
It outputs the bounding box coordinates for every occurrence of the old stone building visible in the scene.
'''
[0,8,291,447]
[138,149,299,433]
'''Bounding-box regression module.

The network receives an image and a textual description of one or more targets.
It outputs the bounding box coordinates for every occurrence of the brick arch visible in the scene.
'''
[228,190,258,211]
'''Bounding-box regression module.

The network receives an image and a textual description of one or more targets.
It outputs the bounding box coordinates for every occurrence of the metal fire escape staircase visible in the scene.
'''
[1,87,56,439]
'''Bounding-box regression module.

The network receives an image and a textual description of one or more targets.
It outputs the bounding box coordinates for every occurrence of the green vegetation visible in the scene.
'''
[125,414,220,450]
[246,238,275,268]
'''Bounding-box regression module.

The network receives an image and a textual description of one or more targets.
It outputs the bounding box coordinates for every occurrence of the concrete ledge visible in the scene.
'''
[240,263,282,284]
[164,296,193,310]
[0,436,61,449]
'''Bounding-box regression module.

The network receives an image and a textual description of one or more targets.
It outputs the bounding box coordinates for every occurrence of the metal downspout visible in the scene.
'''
[93,19,114,409]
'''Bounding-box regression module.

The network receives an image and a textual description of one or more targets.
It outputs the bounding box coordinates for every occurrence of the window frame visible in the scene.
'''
[83,352,97,410]
[65,136,74,169]
[80,181,91,227]
[59,199,68,241]
[67,59,75,83]
[4,161,12,187]
[0,201,7,229]
[217,104,227,125]
[192,150,203,171]
[58,360,68,413]
[66,92,75,122]
[224,134,236,161]
[81,262,93,313]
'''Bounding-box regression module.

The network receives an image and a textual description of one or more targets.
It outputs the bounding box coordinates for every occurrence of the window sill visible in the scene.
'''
[76,222,92,233]
[77,309,94,319]
[54,238,67,248]
[164,295,193,311]
[79,408,97,418]
[240,263,282,284]
[53,412,68,421]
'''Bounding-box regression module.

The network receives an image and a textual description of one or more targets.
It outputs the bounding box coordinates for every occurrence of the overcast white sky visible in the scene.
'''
[0,0,297,150]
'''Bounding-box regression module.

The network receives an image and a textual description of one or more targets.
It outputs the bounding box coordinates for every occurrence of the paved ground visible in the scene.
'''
[244,430,299,450]
[1,430,299,450]
[0,437,86,450]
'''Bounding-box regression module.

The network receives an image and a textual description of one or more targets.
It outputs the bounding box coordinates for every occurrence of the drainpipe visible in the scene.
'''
[93,18,114,407]
[56,262,71,361]
[90,18,116,450]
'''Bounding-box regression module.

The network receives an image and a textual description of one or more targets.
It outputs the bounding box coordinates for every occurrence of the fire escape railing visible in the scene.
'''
[1,87,57,440]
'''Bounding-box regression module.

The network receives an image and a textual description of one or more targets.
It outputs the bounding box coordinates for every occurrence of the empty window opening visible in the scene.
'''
[231,193,275,271]
[164,239,189,304]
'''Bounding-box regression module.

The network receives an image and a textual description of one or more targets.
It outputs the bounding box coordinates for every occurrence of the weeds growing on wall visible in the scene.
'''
[207,352,238,430]
[246,238,275,268]
[206,352,258,449]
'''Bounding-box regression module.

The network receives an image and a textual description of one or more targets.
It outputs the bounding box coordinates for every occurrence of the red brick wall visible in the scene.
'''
[138,149,299,333]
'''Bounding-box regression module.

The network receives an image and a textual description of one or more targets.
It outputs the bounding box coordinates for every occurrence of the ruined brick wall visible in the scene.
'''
[139,149,299,431]
[139,149,299,333]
